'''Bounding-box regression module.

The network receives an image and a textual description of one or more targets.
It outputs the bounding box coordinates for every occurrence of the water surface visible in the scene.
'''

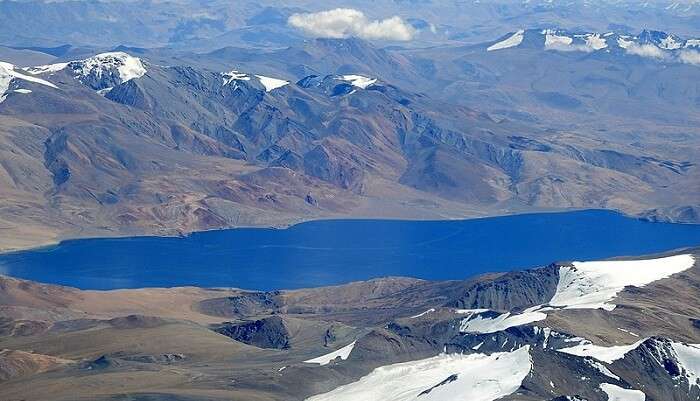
[1,210,699,290]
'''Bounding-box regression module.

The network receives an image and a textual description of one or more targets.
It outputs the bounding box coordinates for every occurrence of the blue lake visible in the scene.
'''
[1,210,700,291]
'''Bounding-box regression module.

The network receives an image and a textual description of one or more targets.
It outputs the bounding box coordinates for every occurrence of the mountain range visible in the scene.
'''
[0,30,700,248]
[1,3,700,399]
[2,0,700,49]
[1,28,699,251]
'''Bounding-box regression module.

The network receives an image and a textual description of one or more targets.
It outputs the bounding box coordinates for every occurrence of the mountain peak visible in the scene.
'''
[71,52,147,88]
[23,51,146,91]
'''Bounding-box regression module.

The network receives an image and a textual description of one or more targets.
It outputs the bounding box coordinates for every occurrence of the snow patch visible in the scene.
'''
[558,339,645,363]
[600,383,646,401]
[0,61,58,103]
[544,29,573,49]
[584,33,608,50]
[305,346,532,401]
[460,311,546,334]
[548,254,695,311]
[222,70,251,85]
[304,341,356,366]
[410,308,435,319]
[222,70,289,92]
[13,89,32,94]
[340,74,377,89]
[255,75,289,92]
[586,359,620,380]
[617,328,639,337]
[659,35,682,50]
[454,308,489,314]
[671,342,700,388]
[24,62,69,75]
[617,36,635,49]
[487,30,524,51]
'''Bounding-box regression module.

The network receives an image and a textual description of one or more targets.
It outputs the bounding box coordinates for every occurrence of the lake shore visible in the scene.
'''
[2,209,700,291]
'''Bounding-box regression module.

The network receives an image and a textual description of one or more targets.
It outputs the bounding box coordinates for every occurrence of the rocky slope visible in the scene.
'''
[1,38,698,250]
[0,247,698,400]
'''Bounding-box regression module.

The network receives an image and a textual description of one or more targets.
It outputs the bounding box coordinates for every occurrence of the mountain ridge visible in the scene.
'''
[1,38,698,251]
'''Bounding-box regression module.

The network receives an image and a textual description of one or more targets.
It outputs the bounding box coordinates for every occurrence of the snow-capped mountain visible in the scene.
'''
[25,52,147,91]
[486,28,700,65]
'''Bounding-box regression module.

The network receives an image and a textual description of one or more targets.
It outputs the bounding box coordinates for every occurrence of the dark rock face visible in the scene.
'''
[446,264,560,311]
[83,355,123,370]
[611,337,700,401]
[305,192,318,206]
[323,326,336,347]
[347,328,439,365]
[197,291,284,318]
[214,316,291,350]
[418,374,458,396]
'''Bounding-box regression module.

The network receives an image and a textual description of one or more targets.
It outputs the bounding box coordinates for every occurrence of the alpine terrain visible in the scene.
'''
[0,1,699,401]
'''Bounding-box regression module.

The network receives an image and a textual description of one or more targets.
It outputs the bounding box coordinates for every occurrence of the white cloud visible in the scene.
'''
[624,43,667,59]
[679,49,700,65]
[288,8,415,41]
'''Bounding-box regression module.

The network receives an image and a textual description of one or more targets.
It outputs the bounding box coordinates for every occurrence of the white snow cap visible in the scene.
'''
[460,310,547,334]
[24,62,69,75]
[340,74,377,89]
[584,33,608,50]
[24,52,146,85]
[487,29,525,51]
[305,346,532,401]
[304,341,356,366]
[222,70,251,85]
[0,61,58,103]
[75,52,147,83]
[255,75,290,92]
[548,254,695,311]
[221,70,289,92]
[544,29,573,48]
[558,338,646,363]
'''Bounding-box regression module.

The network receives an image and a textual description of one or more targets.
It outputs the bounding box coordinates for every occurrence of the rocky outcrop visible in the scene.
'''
[198,291,284,318]
[0,349,73,380]
[445,264,560,311]
[214,316,291,349]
